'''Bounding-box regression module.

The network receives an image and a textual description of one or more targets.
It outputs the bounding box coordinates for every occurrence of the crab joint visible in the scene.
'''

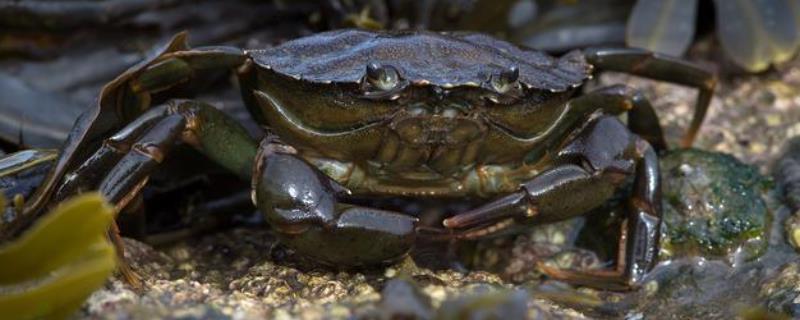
[133,144,166,163]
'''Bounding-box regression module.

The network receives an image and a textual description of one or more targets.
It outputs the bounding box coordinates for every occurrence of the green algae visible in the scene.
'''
[0,193,116,319]
[659,149,771,261]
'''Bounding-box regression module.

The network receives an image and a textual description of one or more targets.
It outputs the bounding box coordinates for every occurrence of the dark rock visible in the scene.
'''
[759,261,800,317]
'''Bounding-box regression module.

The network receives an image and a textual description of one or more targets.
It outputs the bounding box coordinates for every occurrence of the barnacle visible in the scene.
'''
[0,193,116,320]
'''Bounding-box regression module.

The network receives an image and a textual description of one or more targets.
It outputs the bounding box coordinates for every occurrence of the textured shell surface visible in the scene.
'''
[251,29,591,92]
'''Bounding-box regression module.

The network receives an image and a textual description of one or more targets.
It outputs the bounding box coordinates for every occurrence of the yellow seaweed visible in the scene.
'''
[0,193,116,320]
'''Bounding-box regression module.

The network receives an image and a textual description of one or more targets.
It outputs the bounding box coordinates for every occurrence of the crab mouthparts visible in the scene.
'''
[390,107,484,146]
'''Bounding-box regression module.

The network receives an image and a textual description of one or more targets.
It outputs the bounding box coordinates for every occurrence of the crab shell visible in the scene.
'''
[240,29,593,186]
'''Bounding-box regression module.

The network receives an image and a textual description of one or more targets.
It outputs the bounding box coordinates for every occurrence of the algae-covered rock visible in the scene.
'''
[659,149,771,262]
[0,193,116,319]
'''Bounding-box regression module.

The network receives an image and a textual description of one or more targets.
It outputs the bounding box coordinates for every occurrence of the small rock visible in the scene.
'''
[659,149,771,263]
[469,218,593,284]
[774,136,800,212]
[785,215,800,251]
[760,261,800,317]
[377,278,433,319]
[122,238,175,283]
[436,289,529,320]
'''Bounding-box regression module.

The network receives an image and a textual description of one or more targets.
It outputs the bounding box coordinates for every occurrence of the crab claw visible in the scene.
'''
[443,190,535,229]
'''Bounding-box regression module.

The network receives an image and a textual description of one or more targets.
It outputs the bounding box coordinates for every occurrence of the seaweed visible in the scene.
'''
[0,193,116,320]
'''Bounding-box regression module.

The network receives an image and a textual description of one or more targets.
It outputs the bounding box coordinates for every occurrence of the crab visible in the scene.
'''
[11,29,715,290]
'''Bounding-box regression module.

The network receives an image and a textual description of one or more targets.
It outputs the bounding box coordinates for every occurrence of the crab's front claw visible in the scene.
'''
[443,117,662,290]
[271,207,418,266]
[442,190,531,230]
[444,165,603,232]
[252,139,417,266]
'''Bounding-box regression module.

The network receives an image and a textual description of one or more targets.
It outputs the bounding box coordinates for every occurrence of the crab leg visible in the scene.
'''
[57,98,417,269]
[11,34,248,238]
[98,114,185,207]
[94,99,260,207]
[42,99,257,286]
[539,137,660,290]
[445,116,660,289]
[438,85,666,231]
[578,85,668,152]
[53,100,256,202]
[584,47,716,147]
[54,106,174,201]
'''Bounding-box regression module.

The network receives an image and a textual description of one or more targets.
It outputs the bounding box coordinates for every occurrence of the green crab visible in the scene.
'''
[11,29,715,290]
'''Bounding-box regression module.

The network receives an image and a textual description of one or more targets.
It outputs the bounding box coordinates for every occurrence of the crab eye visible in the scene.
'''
[365,62,399,91]
[490,66,519,94]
